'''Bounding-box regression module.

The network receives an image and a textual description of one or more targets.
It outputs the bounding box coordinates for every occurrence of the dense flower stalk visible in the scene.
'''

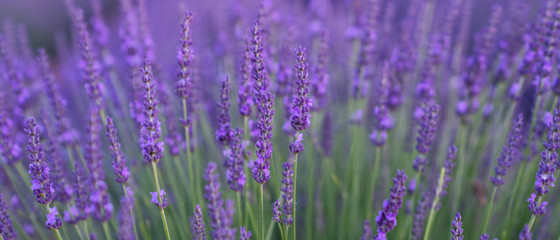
[225,128,246,192]
[412,100,440,172]
[117,188,135,240]
[43,118,72,204]
[105,117,130,184]
[0,195,17,240]
[85,108,113,222]
[176,9,194,101]
[250,21,275,184]
[0,34,29,126]
[451,212,464,240]
[290,46,312,134]
[203,162,236,240]
[360,220,371,240]
[38,48,77,146]
[373,169,407,240]
[439,145,458,200]
[527,106,560,216]
[193,204,206,240]
[240,227,252,240]
[519,224,532,240]
[272,199,281,223]
[311,30,329,111]
[25,118,55,205]
[479,233,489,240]
[491,114,523,186]
[0,93,20,165]
[140,59,164,164]
[238,40,253,117]
[71,7,103,108]
[161,89,182,156]
[411,191,431,240]
[216,76,232,145]
[45,207,62,230]
[281,160,294,225]
[353,0,378,100]
[370,62,394,146]
[64,164,89,224]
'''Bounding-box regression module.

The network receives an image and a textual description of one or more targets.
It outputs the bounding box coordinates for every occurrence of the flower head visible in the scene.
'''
[373,170,407,239]
[45,207,62,230]
[451,212,463,240]
[193,204,206,240]
[0,195,17,239]
[25,118,55,205]
[105,117,130,184]
[150,190,168,209]
[491,114,523,186]
[139,59,164,164]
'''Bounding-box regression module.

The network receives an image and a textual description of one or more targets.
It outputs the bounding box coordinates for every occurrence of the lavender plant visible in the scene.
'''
[1,0,560,239]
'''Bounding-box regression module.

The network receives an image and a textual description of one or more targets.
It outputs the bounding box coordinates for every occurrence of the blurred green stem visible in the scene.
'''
[482,187,497,233]
[424,167,446,240]
[151,162,171,240]
[293,152,299,240]
[102,222,111,240]
[366,147,381,221]
[182,98,197,209]
[260,184,264,240]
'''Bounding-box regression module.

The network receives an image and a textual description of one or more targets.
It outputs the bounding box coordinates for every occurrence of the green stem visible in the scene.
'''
[482,187,497,233]
[260,184,264,240]
[366,147,381,220]
[183,98,197,209]
[527,196,543,232]
[424,167,446,240]
[151,162,171,240]
[236,192,243,225]
[279,223,286,240]
[82,222,90,239]
[102,222,111,240]
[293,152,299,240]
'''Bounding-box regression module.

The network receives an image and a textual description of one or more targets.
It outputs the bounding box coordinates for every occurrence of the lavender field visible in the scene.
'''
[0,0,559,239]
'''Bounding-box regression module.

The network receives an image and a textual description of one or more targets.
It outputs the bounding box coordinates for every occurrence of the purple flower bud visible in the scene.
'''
[272,199,281,223]
[360,220,372,240]
[140,59,164,164]
[491,114,523,186]
[290,46,312,133]
[176,10,194,100]
[203,162,235,239]
[150,190,168,209]
[193,204,206,240]
[45,207,62,230]
[373,170,407,239]
[289,132,305,154]
[240,227,252,240]
[225,128,246,192]
[25,118,55,205]
[64,164,89,224]
[0,195,17,239]
[451,212,463,240]
[238,39,253,117]
[117,188,135,240]
[216,76,232,146]
[105,117,130,184]
[413,100,440,172]
[281,160,294,225]
[519,224,532,240]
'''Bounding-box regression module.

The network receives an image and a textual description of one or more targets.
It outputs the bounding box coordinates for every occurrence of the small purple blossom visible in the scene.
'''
[451,212,463,240]
[203,162,235,239]
[25,118,55,205]
[64,164,89,224]
[272,199,281,223]
[105,117,130,184]
[240,227,252,240]
[150,190,168,209]
[117,188,135,240]
[360,220,371,240]
[225,128,246,192]
[216,76,232,146]
[176,9,194,100]
[281,160,294,225]
[0,195,17,239]
[373,170,407,240]
[193,204,206,240]
[491,114,523,186]
[479,233,489,240]
[45,207,62,230]
[238,40,253,117]
[290,46,312,133]
[519,224,532,240]
[412,100,440,172]
[140,59,164,164]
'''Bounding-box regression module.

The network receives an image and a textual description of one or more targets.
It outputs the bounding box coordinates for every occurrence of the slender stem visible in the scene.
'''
[366,147,381,220]
[279,223,286,240]
[102,222,111,240]
[82,222,90,239]
[151,162,171,240]
[293,152,299,240]
[260,184,264,240]
[424,167,446,240]
[482,187,497,233]
[182,98,197,208]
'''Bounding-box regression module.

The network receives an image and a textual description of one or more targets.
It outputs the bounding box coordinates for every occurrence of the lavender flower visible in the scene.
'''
[272,199,281,223]
[225,128,246,192]
[203,162,235,240]
[43,117,72,204]
[360,220,371,240]
[0,92,20,164]
[193,204,206,240]
[44,207,62,230]
[105,117,130,184]
[85,108,113,222]
[216,76,232,146]
[240,227,252,240]
[289,132,304,154]
[25,118,55,205]
[140,59,164,164]
[161,89,183,156]
[479,233,489,240]
[0,195,17,240]
[281,160,294,225]
[491,114,523,186]
[71,7,103,108]
[176,9,194,101]
[412,100,440,172]
[439,145,458,200]
[150,190,168,209]
[373,169,407,240]
[311,30,329,111]
[117,188,135,240]
[519,224,532,240]
[238,40,253,117]
[370,62,394,146]
[290,46,312,133]
[64,164,89,224]
[250,21,275,184]
[528,106,560,215]
[451,212,464,240]
[411,191,431,240]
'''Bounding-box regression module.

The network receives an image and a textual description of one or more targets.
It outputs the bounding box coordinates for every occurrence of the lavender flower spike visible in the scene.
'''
[451,212,464,240]
[140,59,164,164]
[240,227,252,240]
[150,190,168,209]
[272,199,281,223]
[203,162,236,240]
[250,21,275,184]
[281,160,294,225]
[176,9,194,101]
[479,233,489,240]
[290,46,312,134]
[226,128,246,192]
[491,114,523,186]
[360,220,372,240]
[64,164,89,224]
[105,117,130,184]
[412,100,440,172]
[117,188,135,240]
[373,169,407,240]
[528,106,560,216]
[45,207,62,230]
[0,195,17,239]
[519,224,532,240]
[238,39,253,117]
[216,76,231,146]
[193,204,206,240]
[25,118,55,205]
